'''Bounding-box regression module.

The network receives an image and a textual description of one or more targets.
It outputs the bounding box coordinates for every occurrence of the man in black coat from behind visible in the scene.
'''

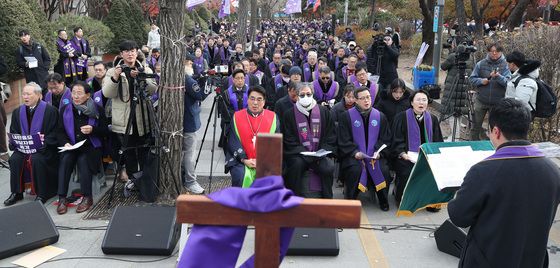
[448,98,560,268]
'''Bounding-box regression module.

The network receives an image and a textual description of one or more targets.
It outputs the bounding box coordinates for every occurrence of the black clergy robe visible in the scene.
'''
[390,110,443,202]
[337,109,392,200]
[449,140,560,268]
[281,104,337,198]
[273,95,295,132]
[8,104,59,200]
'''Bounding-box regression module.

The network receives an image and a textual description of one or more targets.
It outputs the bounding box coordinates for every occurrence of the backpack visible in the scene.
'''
[513,75,557,118]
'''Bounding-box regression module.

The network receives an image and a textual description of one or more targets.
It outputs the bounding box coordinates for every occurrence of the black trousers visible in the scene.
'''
[284,155,334,198]
[9,150,58,199]
[114,133,149,178]
[394,158,414,202]
[341,158,389,203]
[58,151,93,197]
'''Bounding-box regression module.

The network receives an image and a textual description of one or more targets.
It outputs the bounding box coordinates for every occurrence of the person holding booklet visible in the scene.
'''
[337,86,392,210]
[448,98,560,267]
[282,82,336,198]
[55,81,108,214]
[391,90,443,206]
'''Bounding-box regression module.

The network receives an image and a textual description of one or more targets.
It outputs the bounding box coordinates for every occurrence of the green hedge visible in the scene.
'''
[103,0,148,53]
[51,14,114,53]
[0,0,55,81]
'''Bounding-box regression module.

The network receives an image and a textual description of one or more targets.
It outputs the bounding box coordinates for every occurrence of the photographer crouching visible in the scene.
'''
[366,34,400,92]
[102,40,157,190]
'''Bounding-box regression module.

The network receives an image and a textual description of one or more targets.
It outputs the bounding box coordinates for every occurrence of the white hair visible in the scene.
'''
[25,82,43,95]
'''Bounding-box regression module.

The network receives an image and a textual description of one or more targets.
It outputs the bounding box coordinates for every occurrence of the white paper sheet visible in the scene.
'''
[300,149,332,157]
[24,56,38,68]
[426,148,494,190]
[58,139,86,153]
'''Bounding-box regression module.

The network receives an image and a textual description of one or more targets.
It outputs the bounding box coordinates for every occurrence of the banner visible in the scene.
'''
[285,0,302,14]
[8,133,44,154]
[218,0,231,18]
[313,0,321,12]
[186,0,206,10]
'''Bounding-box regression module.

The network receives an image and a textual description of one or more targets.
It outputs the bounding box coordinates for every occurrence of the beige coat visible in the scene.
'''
[102,59,157,136]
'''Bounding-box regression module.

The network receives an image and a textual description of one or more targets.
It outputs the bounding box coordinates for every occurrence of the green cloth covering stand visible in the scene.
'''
[397,141,494,216]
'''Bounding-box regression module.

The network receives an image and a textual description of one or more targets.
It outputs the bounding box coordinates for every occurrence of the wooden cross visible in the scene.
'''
[176,133,362,268]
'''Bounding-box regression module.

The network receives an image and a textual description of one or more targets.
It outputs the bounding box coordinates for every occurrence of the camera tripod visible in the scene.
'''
[193,74,231,193]
[107,74,167,207]
[441,61,475,141]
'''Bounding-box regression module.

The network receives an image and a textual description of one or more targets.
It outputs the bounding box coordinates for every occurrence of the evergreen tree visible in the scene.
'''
[104,0,148,53]
[0,0,54,80]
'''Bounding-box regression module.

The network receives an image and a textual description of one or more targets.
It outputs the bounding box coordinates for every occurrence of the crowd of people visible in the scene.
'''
[0,18,552,213]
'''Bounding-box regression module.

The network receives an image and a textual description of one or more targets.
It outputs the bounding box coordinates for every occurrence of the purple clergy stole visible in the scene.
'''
[485,145,544,161]
[56,38,77,78]
[348,108,387,192]
[62,103,102,148]
[19,101,47,136]
[228,86,248,111]
[313,80,337,102]
[405,108,433,153]
[294,105,321,152]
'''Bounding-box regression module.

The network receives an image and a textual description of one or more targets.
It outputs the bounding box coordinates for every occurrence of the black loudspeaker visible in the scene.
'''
[434,219,467,258]
[102,206,180,256]
[0,201,59,259]
[287,228,339,256]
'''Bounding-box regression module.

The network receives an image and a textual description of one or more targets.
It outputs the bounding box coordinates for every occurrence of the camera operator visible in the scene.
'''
[440,41,475,117]
[366,34,400,91]
[102,40,157,184]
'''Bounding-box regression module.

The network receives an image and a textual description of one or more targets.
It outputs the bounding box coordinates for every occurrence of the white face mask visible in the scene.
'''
[299,96,313,107]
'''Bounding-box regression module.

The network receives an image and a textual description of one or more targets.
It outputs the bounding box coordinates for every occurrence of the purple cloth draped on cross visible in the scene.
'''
[178,176,304,268]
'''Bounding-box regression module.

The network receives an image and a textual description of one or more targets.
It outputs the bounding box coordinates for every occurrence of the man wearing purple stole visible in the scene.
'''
[70,27,91,81]
[448,98,560,267]
[329,47,346,74]
[391,90,443,204]
[282,83,336,198]
[268,52,282,77]
[337,87,392,210]
[4,83,59,206]
[302,50,318,82]
[54,30,78,87]
[352,65,379,105]
[312,66,339,105]
[56,81,108,214]
[45,73,72,111]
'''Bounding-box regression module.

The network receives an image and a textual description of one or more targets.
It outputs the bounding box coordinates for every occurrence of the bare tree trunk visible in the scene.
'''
[419,0,435,65]
[470,0,491,37]
[158,0,187,200]
[368,0,377,29]
[237,0,249,51]
[497,0,513,27]
[455,0,468,36]
[504,0,532,31]
[248,0,258,47]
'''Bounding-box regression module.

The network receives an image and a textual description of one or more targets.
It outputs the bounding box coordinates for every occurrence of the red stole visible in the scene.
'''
[233,109,276,159]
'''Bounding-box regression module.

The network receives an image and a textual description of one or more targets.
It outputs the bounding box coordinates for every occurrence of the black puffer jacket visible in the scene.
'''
[440,52,474,115]
[374,89,411,126]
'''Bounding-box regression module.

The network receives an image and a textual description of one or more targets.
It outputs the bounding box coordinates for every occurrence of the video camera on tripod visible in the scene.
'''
[119,64,158,81]
[372,34,386,53]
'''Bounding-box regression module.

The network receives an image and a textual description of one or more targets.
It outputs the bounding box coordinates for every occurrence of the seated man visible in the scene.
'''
[4,82,59,206]
[312,66,340,106]
[45,73,72,111]
[350,64,379,103]
[56,81,109,214]
[226,86,279,187]
[337,87,392,211]
[282,82,337,198]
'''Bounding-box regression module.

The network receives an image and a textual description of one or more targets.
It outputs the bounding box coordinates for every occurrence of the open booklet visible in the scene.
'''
[58,139,86,153]
[300,149,332,158]
[362,144,387,159]
[426,146,494,191]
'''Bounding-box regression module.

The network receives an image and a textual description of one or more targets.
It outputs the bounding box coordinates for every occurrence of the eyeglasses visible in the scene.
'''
[357,95,371,101]
[414,98,429,103]
[320,77,330,80]
[299,93,313,98]
[248,96,264,102]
